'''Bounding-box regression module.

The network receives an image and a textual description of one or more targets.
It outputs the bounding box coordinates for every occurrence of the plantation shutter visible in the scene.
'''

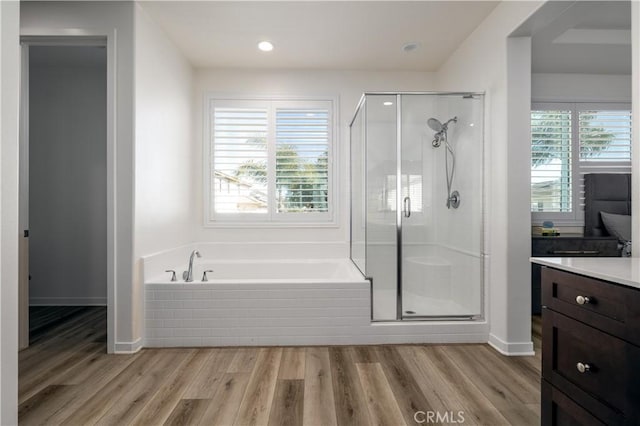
[275,105,330,213]
[531,110,573,213]
[212,105,269,214]
[579,110,632,162]
[577,109,632,211]
[208,98,334,223]
[531,103,631,224]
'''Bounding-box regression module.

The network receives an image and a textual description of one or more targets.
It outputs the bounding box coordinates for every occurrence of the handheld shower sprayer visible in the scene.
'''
[428,117,457,147]
[427,116,460,209]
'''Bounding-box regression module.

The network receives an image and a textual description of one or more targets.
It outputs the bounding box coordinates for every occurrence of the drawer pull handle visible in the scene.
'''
[576,362,591,373]
[575,295,591,305]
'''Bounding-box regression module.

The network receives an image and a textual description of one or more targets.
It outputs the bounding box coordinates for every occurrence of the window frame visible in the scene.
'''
[203,94,338,228]
[531,102,631,226]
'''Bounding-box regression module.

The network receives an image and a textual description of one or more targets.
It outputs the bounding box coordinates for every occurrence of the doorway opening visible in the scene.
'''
[19,40,110,351]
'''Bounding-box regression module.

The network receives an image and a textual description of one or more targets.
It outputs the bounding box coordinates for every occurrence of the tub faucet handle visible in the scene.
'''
[202,270,214,282]
[165,270,177,282]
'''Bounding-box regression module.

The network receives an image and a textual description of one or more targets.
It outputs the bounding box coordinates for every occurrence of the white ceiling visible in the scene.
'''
[531,1,631,75]
[139,1,499,71]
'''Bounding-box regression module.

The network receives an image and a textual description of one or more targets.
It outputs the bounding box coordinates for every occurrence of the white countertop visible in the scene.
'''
[531,257,640,290]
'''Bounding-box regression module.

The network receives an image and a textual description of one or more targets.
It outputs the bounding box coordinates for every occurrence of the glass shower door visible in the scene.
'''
[400,94,483,318]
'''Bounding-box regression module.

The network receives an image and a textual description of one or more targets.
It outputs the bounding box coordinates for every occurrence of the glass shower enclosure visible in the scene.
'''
[350,93,484,321]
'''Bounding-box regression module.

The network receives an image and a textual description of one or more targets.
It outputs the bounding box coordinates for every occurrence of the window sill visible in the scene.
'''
[531,220,583,227]
[203,221,339,229]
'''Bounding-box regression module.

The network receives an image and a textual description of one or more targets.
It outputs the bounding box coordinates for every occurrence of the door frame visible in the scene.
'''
[19,33,115,352]
[18,44,28,350]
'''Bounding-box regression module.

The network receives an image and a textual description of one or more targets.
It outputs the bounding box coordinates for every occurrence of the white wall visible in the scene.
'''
[194,69,434,246]
[532,73,632,103]
[134,4,194,343]
[436,1,544,355]
[0,0,20,422]
[21,1,135,351]
[507,36,534,351]
[28,46,107,306]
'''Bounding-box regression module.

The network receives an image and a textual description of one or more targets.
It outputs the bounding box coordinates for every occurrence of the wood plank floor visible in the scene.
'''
[19,307,541,426]
[28,306,93,343]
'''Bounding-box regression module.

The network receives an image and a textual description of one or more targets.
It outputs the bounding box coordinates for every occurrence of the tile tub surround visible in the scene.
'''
[143,256,489,347]
[144,279,489,347]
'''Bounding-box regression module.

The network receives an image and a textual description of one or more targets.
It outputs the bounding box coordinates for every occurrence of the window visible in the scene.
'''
[531,103,631,225]
[531,109,572,213]
[205,97,334,225]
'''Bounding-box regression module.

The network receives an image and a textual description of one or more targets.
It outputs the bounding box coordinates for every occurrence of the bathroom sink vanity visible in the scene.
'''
[530,236,620,314]
[532,257,640,425]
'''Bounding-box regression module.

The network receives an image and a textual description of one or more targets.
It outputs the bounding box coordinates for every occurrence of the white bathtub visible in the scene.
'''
[145,258,375,347]
[150,259,364,283]
[143,244,489,348]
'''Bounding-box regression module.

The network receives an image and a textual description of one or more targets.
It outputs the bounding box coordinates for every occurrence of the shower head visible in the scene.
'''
[429,116,458,148]
[428,116,458,133]
[427,118,443,132]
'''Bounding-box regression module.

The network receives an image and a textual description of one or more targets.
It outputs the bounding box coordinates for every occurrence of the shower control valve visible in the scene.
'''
[448,191,461,209]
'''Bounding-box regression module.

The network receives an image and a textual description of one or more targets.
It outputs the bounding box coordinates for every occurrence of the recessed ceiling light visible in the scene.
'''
[383,101,393,106]
[258,41,274,52]
[402,42,420,53]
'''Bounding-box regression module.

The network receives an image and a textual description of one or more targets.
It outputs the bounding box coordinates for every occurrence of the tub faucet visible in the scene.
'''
[183,250,202,282]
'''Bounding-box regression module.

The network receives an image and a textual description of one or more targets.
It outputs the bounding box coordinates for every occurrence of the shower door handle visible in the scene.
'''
[403,197,411,218]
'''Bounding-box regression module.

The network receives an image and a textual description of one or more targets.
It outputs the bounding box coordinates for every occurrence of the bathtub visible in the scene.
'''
[145,258,373,347]
[143,244,489,348]
[150,259,365,283]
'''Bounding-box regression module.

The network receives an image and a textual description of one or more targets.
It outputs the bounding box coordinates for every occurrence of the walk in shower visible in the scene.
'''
[350,93,484,321]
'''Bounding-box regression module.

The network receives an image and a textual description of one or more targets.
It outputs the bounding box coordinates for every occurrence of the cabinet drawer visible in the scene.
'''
[543,310,640,421]
[541,380,608,426]
[542,267,640,346]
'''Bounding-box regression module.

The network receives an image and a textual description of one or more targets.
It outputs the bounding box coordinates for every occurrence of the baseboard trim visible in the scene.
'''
[488,333,535,356]
[114,338,143,354]
[29,297,107,306]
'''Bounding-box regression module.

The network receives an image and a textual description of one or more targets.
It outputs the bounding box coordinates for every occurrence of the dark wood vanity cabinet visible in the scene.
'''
[531,237,620,315]
[541,266,640,425]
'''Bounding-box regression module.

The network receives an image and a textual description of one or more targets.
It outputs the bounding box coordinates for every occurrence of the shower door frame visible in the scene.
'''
[350,92,486,322]
[395,94,403,320]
